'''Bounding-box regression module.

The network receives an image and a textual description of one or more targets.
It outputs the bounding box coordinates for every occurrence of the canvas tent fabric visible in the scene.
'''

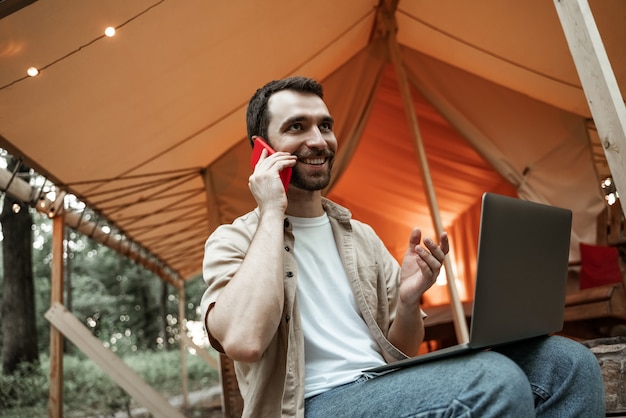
[0,1,622,302]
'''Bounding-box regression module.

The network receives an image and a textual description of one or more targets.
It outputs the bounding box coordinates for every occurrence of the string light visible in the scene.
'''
[0,0,165,91]
[601,176,619,206]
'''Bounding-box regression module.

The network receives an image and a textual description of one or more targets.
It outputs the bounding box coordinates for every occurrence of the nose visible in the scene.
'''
[306,126,327,149]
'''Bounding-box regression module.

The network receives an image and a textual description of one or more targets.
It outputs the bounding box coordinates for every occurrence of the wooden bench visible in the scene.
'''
[560,200,626,339]
[565,282,626,322]
[562,271,626,339]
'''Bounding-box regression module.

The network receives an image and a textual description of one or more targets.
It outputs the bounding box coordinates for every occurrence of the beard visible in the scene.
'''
[289,150,334,191]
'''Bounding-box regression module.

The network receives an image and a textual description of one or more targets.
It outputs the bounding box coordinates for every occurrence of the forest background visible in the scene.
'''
[0,158,219,417]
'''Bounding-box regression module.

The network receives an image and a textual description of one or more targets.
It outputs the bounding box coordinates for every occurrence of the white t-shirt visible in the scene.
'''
[287,214,386,398]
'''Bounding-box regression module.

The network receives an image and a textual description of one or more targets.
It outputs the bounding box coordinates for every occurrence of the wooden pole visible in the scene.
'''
[554,0,626,218]
[49,211,65,418]
[382,8,469,344]
[178,286,189,412]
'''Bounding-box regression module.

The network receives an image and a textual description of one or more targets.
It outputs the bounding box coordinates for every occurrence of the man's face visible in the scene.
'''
[265,90,337,191]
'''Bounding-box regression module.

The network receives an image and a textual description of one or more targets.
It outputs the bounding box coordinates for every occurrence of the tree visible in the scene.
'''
[0,158,39,374]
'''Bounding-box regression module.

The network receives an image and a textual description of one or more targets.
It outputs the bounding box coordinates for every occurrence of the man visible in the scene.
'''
[201,76,605,417]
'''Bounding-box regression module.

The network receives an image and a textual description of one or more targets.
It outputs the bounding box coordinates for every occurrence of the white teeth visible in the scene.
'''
[303,158,325,165]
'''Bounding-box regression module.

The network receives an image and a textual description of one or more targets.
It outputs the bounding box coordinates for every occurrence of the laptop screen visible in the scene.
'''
[468,193,572,347]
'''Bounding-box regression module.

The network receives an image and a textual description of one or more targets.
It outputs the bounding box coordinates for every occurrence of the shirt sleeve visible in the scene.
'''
[200,217,256,352]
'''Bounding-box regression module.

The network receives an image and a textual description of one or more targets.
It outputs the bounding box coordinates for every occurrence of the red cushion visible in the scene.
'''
[579,243,623,290]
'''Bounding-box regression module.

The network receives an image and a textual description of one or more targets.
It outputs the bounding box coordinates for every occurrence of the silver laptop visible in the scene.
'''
[365,192,572,375]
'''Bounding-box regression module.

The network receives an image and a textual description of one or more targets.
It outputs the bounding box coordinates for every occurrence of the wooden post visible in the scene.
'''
[178,286,189,412]
[381,7,469,344]
[554,0,626,218]
[49,212,65,418]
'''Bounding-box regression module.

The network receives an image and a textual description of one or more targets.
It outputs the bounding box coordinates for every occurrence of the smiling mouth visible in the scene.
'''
[300,157,326,165]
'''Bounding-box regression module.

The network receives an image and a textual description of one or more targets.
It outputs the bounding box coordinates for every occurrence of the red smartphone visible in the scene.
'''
[250,137,292,191]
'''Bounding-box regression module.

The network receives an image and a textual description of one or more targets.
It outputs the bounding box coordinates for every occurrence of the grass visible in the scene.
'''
[0,348,219,418]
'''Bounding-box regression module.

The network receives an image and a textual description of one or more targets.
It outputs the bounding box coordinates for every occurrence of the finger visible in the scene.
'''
[406,228,423,254]
[414,243,444,275]
[254,152,296,174]
[423,237,446,261]
[439,232,450,254]
[414,246,439,283]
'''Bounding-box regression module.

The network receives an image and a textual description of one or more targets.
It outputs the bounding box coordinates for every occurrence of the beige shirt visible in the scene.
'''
[200,198,409,417]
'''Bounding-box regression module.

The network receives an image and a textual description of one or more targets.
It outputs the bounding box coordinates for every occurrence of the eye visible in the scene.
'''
[320,121,333,132]
[288,122,303,131]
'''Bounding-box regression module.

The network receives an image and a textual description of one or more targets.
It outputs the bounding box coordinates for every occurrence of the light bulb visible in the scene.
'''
[27,67,39,77]
[104,27,116,37]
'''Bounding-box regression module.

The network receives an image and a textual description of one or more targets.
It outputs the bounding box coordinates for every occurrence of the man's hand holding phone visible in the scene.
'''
[249,137,296,211]
[251,138,293,191]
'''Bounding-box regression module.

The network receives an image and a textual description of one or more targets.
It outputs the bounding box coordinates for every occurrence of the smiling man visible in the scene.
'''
[200,76,605,417]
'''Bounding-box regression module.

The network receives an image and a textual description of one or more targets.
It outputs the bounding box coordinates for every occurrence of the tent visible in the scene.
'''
[2,0,625,414]
[1,0,621,287]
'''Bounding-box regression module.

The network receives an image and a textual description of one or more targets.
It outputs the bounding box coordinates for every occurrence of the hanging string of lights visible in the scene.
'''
[0,0,165,91]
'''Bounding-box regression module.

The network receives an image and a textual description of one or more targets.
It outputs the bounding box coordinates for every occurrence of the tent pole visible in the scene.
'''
[49,210,65,418]
[554,0,626,219]
[383,12,469,344]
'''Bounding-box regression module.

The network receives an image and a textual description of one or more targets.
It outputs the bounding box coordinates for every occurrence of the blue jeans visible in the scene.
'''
[304,336,605,417]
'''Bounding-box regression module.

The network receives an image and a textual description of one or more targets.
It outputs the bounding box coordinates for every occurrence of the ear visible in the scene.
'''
[249,136,258,148]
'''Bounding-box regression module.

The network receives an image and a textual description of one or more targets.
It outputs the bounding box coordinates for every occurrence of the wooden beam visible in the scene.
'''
[45,303,185,418]
[381,6,469,344]
[0,167,184,288]
[554,0,626,217]
[48,213,65,418]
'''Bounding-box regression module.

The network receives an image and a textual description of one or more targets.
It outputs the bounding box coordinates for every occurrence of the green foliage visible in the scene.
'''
[61,354,132,416]
[0,361,47,411]
[121,349,218,397]
[0,180,215,415]
[1,208,208,357]
[0,350,219,417]
[25,213,206,356]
